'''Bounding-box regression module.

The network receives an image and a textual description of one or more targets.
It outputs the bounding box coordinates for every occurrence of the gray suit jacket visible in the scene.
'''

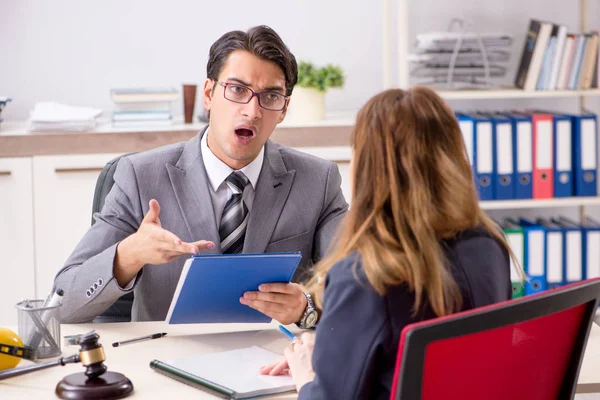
[55,127,348,323]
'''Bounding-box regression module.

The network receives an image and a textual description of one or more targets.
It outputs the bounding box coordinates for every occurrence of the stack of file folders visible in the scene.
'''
[410,31,513,86]
[502,217,600,299]
[456,110,598,201]
[110,87,178,127]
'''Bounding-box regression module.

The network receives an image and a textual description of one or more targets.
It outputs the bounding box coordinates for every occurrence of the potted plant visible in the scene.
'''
[286,61,344,123]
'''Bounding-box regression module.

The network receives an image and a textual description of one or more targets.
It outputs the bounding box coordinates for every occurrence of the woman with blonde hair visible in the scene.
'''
[261,87,513,399]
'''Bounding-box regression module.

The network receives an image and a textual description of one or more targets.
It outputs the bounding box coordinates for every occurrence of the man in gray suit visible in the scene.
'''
[55,25,348,325]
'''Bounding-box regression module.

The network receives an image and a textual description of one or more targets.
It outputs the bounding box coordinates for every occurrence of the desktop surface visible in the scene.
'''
[1,321,599,399]
[1,321,297,399]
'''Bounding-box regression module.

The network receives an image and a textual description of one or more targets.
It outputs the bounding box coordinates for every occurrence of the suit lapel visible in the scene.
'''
[244,140,295,253]
[166,126,220,253]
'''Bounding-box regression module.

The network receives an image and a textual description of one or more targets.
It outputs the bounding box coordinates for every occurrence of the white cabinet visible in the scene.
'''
[0,158,35,326]
[32,154,120,299]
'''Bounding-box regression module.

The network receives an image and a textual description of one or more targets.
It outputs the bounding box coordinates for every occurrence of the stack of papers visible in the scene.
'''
[410,30,513,87]
[415,32,513,52]
[28,102,103,132]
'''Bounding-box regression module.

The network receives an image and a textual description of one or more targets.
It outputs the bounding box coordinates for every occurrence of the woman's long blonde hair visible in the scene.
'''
[307,86,515,317]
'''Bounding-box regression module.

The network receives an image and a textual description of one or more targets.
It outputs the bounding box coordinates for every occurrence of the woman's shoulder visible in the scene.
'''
[445,226,506,253]
[445,226,510,271]
[445,226,511,304]
[326,253,370,288]
[323,253,388,311]
[328,252,362,278]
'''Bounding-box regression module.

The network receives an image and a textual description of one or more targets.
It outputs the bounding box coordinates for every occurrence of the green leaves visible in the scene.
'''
[297,61,345,92]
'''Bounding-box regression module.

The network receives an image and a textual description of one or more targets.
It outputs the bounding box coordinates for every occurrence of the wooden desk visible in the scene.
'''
[2,322,599,399]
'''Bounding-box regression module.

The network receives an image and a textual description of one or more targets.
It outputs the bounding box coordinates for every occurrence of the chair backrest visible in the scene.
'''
[92,153,135,226]
[91,153,136,323]
[390,278,600,400]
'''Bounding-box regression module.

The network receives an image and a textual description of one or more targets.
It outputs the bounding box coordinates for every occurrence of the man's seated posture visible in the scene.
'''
[54,25,348,326]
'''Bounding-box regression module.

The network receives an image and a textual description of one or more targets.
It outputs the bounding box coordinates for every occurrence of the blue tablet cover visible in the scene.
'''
[166,252,301,324]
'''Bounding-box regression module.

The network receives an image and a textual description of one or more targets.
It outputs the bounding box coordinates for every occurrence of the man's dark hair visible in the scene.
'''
[207,25,298,97]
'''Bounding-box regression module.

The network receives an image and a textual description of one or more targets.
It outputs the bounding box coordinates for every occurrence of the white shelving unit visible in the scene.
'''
[438,88,600,100]
[381,0,599,221]
[480,197,600,211]
[389,0,600,98]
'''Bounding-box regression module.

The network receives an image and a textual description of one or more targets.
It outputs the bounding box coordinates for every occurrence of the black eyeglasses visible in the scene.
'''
[216,81,288,111]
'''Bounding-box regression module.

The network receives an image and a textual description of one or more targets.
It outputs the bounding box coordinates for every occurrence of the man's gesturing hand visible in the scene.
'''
[113,199,214,287]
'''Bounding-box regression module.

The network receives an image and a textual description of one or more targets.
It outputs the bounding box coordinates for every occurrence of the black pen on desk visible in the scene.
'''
[112,332,167,347]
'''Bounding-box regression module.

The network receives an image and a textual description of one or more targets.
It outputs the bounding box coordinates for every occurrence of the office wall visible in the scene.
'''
[0,0,598,120]
[1,0,383,120]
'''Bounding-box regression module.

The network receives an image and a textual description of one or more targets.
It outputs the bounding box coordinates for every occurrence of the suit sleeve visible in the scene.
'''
[312,162,349,263]
[298,258,388,400]
[54,157,144,323]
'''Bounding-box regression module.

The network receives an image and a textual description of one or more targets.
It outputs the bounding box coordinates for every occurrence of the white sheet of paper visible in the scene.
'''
[166,346,294,394]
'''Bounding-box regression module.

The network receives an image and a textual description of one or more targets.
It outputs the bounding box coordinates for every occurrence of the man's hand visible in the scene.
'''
[113,199,215,287]
[284,332,316,391]
[239,282,307,325]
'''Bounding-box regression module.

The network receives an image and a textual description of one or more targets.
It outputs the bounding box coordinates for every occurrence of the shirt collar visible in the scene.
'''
[200,127,264,192]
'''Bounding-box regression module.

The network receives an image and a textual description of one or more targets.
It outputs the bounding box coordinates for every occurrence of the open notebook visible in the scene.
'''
[150,346,295,399]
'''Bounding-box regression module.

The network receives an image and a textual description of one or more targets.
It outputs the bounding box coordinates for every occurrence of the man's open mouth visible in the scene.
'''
[235,128,254,137]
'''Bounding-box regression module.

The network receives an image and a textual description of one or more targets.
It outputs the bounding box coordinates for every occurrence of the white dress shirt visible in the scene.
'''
[200,128,264,227]
[119,129,265,290]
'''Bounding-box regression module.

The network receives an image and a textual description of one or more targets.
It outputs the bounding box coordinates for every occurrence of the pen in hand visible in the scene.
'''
[112,332,167,347]
[278,325,295,341]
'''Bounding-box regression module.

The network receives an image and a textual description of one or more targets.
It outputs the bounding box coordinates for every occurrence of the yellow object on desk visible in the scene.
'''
[0,327,34,370]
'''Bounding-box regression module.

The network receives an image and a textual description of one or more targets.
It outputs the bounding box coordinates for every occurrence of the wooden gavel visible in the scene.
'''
[0,330,106,380]
[0,330,133,399]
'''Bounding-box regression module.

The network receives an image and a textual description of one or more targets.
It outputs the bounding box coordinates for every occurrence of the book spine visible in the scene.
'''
[548,25,568,90]
[524,22,553,90]
[516,20,542,89]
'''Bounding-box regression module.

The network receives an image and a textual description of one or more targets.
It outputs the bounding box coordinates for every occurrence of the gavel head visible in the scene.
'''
[77,331,107,379]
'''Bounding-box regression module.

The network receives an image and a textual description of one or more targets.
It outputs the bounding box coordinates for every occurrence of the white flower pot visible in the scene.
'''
[285,87,325,123]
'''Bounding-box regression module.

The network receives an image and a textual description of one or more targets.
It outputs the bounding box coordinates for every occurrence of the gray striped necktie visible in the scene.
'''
[219,171,250,254]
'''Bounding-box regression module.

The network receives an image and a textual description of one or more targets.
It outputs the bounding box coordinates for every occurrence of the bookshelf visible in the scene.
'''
[480,197,600,211]
[381,0,600,297]
[390,0,598,94]
[438,88,600,100]
[382,0,599,220]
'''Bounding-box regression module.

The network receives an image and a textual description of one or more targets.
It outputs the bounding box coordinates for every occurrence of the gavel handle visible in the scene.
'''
[0,354,80,380]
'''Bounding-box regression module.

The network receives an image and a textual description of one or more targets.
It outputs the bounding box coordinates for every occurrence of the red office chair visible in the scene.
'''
[390,278,600,400]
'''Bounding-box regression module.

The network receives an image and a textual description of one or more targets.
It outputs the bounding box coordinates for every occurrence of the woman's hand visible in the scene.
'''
[259,357,290,376]
[283,332,316,391]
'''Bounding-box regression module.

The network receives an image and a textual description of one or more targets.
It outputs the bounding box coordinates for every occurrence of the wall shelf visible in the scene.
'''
[437,88,600,101]
[480,197,600,210]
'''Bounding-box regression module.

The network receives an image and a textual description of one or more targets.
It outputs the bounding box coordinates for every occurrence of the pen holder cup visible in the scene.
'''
[15,300,62,359]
